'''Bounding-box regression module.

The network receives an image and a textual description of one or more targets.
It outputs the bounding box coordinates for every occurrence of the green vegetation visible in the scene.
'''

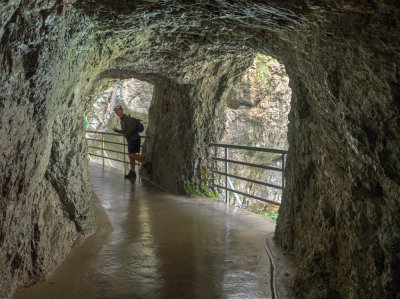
[255,54,274,90]
[246,207,279,221]
[184,169,219,199]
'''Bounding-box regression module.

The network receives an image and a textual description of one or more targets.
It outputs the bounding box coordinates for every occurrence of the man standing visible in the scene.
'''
[112,105,150,178]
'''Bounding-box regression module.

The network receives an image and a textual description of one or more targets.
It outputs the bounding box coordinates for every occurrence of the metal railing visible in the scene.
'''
[209,143,288,206]
[86,130,146,172]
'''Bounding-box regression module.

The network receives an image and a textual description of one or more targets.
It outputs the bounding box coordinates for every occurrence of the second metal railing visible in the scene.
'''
[209,143,287,206]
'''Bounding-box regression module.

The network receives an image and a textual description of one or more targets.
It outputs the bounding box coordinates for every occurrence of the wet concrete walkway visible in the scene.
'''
[16,164,294,299]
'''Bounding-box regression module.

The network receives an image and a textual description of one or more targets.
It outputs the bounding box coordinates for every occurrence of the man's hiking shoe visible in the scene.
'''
[124,170,136,179]
[143,162,152,174]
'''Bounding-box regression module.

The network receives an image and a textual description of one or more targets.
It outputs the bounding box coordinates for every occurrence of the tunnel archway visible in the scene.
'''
[1,1,399,298]
[85,78,154,170]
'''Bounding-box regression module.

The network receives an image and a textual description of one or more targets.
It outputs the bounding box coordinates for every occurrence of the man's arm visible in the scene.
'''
[112,128,122,133]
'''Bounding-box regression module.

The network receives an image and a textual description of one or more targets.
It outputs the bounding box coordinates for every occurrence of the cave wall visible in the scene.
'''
[224,55,291,150]
[144,58,253,193]
[274,6,400,298]
[0,1,99,297]
[1,1,400,298]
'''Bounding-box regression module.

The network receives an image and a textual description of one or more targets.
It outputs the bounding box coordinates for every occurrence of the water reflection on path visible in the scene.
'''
[15,164,275,298]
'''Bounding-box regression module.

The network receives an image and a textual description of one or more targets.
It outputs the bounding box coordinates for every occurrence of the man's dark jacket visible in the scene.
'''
[115,114,140,142]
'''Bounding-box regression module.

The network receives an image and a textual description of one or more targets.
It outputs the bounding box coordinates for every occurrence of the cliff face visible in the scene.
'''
[87,78,153,132]
[220,55,291,206]
[224,55,291,150]
[1,1,399,298]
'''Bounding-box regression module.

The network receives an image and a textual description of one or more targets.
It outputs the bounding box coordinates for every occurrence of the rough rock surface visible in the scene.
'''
[143,58,253,193]
[223,55,290,150]
[1,1,399,298]
[0,2,97,297]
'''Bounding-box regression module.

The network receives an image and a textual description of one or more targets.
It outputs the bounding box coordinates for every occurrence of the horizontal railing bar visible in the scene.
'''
[210,142,288,154]
[213,184,280,206]
[86,130,147,138]
[88,153,130,164]
[211,157,282,172]
[88,145,142,153]
[86,130,124,137]
[88,153,141,166]
[88,146,128,155]
[87,138,126,146]
[212,170,283,190]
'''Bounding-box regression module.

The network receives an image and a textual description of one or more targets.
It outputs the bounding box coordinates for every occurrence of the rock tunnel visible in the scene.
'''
[1,1,399,298]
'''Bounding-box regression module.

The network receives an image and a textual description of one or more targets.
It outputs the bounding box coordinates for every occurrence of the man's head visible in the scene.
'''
[114,105,124,117]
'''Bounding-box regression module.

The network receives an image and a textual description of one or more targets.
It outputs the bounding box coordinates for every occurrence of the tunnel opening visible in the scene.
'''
[85,78,154,172]
[211,53,291,218]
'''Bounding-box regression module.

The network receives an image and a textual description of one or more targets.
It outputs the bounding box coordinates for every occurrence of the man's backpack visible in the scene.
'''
[136,119,144,133]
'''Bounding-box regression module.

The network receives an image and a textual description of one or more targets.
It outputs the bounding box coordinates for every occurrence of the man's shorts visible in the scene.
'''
[127,138,141,154]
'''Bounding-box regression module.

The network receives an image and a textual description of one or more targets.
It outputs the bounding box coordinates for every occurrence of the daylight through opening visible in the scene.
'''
[212,54,291,218]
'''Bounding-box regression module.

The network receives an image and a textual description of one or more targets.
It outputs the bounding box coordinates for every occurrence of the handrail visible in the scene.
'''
[213,184,281,206]
[209,142,287,154]
[88,146,126,155]
[87,138,126,146]
[86,130,147,138]
[86,130,125,137]
[211,170,283,190]
[85,130,145,172]
[210,143,288,206]
[211,157,282,172]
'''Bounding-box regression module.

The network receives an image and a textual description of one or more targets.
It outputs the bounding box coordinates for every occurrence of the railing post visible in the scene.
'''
[101,133,105,167]
[225,146,229,204]
[281,153,286,188]
[213,146,216,186]
[123,137,126,174]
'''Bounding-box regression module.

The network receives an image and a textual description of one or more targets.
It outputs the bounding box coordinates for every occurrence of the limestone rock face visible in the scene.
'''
[87,78,153,131]
[220,55,291,205]
[1,1,399,298]
[224,55,290,150]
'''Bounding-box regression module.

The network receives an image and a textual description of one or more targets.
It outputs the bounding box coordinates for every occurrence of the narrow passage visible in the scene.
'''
[16,164,278,298]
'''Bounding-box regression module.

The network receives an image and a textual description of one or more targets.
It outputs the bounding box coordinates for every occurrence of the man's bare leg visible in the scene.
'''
[132,154,151,173]
[125,153,137,178]
[129,153,136,170]
[132,154,145,164]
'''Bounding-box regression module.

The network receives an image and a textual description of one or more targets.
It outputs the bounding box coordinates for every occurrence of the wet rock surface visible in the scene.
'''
[0,2,97,297]
[1,1,400,298]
